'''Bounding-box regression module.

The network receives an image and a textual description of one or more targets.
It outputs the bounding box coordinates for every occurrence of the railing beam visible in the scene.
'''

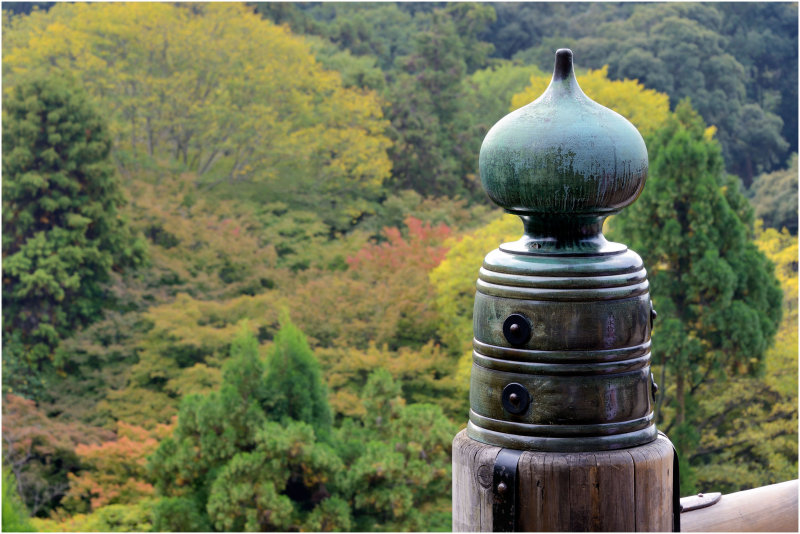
[681,479,798,532]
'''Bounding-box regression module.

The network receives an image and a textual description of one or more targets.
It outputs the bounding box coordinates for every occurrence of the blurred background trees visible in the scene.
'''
[1,2,796,531]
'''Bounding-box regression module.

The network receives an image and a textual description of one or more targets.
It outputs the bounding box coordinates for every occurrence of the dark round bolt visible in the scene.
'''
[497,482,507,494]
[651,372,659,402]
[502,383,530,415]
[503,314,531,346]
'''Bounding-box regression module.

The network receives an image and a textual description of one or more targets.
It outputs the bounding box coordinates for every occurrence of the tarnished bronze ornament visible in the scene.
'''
[467,49,658,452]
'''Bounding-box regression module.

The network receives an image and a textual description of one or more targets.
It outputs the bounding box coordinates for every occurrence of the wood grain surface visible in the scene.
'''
[680,479,798,532]
[452,429,674,531]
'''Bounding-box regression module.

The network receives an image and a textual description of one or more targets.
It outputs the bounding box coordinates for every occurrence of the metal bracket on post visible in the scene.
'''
[492,448,524,532]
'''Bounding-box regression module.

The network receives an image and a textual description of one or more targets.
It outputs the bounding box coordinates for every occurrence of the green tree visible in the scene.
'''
[336,369,456,531]
[149,323,344,531]
[748,153,798,235]
[2,76,145,399]
[3,468,35,532]
[263,312,333,435]
[385,4,493,198]
[468,61,546,134]
[610,100,783,491]
[680,224,798,494]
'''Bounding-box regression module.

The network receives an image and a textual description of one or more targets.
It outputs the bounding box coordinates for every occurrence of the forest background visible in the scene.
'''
[1,2,797,532]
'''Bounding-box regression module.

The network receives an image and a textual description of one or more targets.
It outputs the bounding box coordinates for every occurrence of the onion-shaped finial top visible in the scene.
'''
[479,49,648,255]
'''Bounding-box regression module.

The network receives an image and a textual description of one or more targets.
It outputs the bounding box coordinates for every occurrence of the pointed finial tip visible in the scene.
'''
[553,49,573,81]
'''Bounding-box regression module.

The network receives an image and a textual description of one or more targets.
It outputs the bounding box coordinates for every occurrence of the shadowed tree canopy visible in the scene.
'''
[747,153,798,235]
[2,76,145,399]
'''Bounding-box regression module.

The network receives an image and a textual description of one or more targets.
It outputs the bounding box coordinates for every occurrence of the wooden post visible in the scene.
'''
[453,430,674,531]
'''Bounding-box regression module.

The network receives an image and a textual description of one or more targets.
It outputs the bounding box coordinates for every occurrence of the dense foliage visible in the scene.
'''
[2,76,145,399]
[748,153,799,235]
[2,2,796,531]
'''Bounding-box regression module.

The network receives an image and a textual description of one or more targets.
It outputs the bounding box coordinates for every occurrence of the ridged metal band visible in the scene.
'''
[473,338,652,364]
[478,266,647,289]
[481,247,643,277]
[467,419,659,452]
[469,409,654,437]
[476,278,650,301]
[473,350,651,375]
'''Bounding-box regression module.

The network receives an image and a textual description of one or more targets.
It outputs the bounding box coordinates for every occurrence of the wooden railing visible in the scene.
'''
[680,479,798,532]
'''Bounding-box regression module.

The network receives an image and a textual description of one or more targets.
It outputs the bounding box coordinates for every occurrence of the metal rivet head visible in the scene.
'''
[503,313,531,346]
[651,372,659,402]
[497,482,507,494]
[502,383,530,415]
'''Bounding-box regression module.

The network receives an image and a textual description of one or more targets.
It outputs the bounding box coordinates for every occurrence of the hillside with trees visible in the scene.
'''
[2,2,797,531]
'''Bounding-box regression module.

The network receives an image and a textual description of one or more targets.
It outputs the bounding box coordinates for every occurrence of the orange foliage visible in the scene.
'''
[63,420,174,512]
[347,216,451,272]
[2,395,114,516]
[293,217,452,351]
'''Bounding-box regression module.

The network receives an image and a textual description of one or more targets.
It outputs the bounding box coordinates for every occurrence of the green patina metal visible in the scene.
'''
[467,49,658,452]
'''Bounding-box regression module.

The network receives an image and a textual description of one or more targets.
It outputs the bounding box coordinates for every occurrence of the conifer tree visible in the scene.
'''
[611,100,783,490]
[263,312,333,435]
[2,76,145,399]
[149,323,344,531]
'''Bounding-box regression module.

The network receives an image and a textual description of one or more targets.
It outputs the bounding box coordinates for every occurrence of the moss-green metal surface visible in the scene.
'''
[467,49,657,452]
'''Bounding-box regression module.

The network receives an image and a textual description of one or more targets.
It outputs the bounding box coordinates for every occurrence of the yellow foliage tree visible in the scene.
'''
[510,65,670,137]
[3,2,392,230]
[754,222,798,397]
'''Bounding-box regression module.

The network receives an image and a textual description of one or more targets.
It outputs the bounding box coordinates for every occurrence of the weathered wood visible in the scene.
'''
[453,430,674,531]
[681,479,798,532]
[453,429,501,532]
[630,435,674,531]
[594,449,635,532]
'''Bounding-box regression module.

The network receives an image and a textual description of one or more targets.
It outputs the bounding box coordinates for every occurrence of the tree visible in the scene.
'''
[32,499,156,532]
[2,394,113,517]
[291,217,452,352]
[385,4,493,198]
[263,312,333,435]
[3,3,392,232]
[318,341,459,420]
[748,153,798,235]
[609,100,783,490]
[429,214,521,390]
[2,75,145,399]
[62,421,173,513]
[468,61,546,135]
[681,223,798,494]
[336,369,456,531]
[149,323,345,532]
